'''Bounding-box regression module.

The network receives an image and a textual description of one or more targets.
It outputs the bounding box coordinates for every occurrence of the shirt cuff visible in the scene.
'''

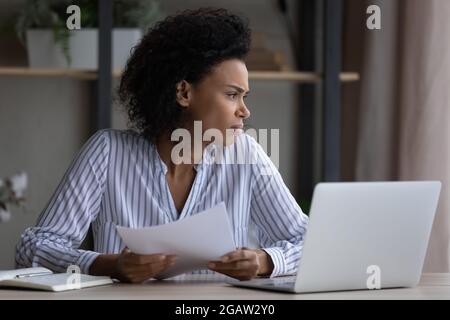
[261,247,286,278]
[75,250,101,274]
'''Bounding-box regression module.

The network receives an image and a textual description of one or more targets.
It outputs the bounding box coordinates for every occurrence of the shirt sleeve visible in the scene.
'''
[247,135,309,278]
[15,129,110,274]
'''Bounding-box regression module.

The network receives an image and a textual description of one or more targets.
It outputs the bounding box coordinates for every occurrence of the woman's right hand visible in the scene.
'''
[113,248,177,283]
[89,248,176,283]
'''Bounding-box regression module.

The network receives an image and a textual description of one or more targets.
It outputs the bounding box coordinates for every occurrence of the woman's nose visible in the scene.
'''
[238,103,251,119]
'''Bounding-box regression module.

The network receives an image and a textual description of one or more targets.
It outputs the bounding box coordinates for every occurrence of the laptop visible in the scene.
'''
[228,181,442,293]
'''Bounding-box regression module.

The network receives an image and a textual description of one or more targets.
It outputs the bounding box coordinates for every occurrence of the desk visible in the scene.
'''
[1,273,450,300]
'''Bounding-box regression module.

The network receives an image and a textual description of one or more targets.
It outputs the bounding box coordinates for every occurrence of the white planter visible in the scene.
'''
[26,28,142,70]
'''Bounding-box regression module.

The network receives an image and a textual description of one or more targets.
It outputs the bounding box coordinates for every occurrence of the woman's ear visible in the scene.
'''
[176,80,192,108]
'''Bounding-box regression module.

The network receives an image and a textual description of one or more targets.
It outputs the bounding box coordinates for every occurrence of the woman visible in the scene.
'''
[15,8,308,283]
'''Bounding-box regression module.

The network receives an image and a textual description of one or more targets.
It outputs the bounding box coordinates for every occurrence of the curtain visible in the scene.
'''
[355,0,450,272]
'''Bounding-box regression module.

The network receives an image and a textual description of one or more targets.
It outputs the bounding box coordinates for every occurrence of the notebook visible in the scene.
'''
[0,267,113,292]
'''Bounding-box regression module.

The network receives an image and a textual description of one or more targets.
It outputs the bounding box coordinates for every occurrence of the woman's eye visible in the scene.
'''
[227,93,238,99]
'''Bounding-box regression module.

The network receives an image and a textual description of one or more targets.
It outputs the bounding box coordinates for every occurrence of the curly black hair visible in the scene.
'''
[118,8,252,142]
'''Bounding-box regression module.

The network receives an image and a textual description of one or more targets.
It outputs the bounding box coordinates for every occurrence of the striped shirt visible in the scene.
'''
[15,129,309,278]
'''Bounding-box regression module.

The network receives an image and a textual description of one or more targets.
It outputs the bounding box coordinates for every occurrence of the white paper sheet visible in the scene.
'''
[116,202,236,279]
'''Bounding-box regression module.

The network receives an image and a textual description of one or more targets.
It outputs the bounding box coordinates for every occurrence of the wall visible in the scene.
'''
[0,0,300,269]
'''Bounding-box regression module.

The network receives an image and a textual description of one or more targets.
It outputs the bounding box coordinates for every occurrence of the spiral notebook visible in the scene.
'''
[0,267,113,292]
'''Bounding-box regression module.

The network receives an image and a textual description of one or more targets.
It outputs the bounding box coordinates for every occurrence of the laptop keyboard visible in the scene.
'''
[257,276,296,287]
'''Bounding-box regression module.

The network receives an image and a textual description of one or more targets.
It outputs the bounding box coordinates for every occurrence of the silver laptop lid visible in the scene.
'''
[295,181,441,293]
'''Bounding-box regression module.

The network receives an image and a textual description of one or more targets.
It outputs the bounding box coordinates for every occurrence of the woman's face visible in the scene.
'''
[178,59,251,147]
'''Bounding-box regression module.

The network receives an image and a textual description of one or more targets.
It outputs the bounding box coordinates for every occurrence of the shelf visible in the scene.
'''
[247,71,359,82]
[0,67,359,83]
[0,67,98,80]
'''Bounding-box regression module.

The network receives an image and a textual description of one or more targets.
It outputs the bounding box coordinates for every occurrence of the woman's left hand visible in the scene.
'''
[207,247,274,281]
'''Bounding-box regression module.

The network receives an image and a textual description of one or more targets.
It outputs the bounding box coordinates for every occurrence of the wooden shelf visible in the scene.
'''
[248,71,359,82]
[0,67,359,83]
[0,67,98,80]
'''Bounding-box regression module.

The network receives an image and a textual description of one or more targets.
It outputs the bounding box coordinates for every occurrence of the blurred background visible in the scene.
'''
[0,0,448,273]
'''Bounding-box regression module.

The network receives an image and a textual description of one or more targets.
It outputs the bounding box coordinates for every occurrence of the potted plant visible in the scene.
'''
[15,0,163,70]
[0,172,27,223]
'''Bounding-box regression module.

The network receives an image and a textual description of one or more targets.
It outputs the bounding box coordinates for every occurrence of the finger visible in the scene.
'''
[165,255,178,262]
[144,260,177,278]
[219,249,244,262]
[126,259,176,273]
[126,257,176,271]
[220,249,254,263]
[208,260,255,271]
[124,263,161,274]
[158,259,178,272]
[127,253,170,265]
[220,249,255,263]
[126,272,155,283]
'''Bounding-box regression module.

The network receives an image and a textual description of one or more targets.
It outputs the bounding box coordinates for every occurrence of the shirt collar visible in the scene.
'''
[149,141,217,174]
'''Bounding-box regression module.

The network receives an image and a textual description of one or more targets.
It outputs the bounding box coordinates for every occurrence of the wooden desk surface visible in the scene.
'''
[1,273,450,300]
